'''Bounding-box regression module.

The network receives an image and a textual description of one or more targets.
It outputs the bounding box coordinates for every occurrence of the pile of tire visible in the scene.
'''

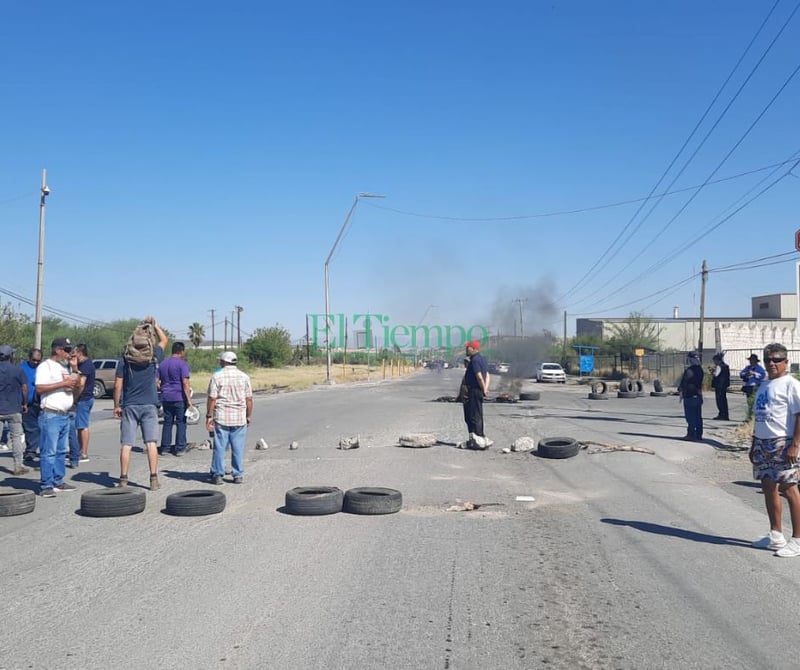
[588,381,608,400]
[650,379,669,397]
[617,378,639,399]
[536,437,581,459]
[0,490,36,517]
[284,486,402,516]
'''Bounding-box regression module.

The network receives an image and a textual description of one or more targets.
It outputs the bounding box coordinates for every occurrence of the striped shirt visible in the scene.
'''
[208,366,252,426]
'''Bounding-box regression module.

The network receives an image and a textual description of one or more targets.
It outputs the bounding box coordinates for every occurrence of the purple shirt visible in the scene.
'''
[158,356,190,402]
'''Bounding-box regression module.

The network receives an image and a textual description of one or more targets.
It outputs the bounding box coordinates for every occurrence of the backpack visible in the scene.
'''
[124,323,157,365]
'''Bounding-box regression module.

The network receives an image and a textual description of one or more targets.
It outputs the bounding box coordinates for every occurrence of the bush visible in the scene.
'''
[242,325,293,368]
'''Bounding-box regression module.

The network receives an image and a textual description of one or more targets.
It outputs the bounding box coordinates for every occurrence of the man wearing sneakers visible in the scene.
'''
[35,337,80,497]
[750,343,800,557]
[206,351,252,485]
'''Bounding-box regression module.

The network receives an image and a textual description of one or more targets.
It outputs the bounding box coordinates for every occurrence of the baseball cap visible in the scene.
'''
[51,337,72,351]
[0,344,15,357]
[747,353,760,361]
[465,340,481,351]
[219,351,237,364]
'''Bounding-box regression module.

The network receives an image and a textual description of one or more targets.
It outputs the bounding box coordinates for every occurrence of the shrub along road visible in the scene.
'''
[0,371,789,668]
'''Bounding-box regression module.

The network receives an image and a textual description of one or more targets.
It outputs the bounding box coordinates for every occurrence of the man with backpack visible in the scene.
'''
[113,316,168,490]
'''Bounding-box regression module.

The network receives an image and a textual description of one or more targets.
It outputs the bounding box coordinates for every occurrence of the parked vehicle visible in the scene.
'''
[496,362,510,374]
[536,362,566,383]
[92,358,119,398]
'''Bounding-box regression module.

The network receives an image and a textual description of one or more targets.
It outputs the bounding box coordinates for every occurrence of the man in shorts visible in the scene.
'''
[113,317,168,490]
[750,343,800,556]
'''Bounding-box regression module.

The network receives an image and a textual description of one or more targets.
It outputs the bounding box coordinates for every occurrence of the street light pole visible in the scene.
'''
[34,169,51,351]
[324,192,385,384]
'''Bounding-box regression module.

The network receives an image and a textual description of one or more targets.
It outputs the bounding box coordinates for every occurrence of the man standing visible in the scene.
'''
[749,343,800,557]
[113,317,168,490]
[71,344,95,464]
[36,337,79,497]
[740,353,766,420]
[462,340,491,450]
[206,351,252,485]
[21,349,42,464]
[0,345,29,475]
[710,352,730,421]
[678,352,704,442]
[158,341,194,457]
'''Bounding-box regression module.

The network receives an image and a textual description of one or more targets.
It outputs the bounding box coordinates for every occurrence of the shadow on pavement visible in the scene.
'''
[161,469,212,483]
[0,476,38,492]
[70,471,118,487]
[601,518,752,547]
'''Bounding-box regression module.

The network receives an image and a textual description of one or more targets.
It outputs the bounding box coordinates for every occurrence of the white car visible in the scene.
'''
[536,362,566,383]
[496,363,510,374]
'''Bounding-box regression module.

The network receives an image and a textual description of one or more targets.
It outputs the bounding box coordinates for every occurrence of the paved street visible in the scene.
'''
[0,371,794,669]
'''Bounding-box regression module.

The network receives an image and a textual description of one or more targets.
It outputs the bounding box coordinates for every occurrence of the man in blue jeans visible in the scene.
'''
[35,337,80,497]
[21,348,42,464]
[158,341,194,456]
[206,351,252,485]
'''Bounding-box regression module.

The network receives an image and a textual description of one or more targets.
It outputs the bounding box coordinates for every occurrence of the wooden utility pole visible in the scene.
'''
[562,310,568,363]
[209,309,215,350]
[698,259,708,360]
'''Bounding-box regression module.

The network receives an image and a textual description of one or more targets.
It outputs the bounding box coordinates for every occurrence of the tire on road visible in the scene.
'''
[0,489,36,516]
[285,486,344,515]
[343,487,402,515]
[634,380,644,392]
[519,392,540,401]
[588,392,609,400]
[80,488,146,517]
[590,381,608,395]
[653,379,664,393]
[650,391,670,397]
[617,391,639,399]
[618,378,633,393]
[165,490,226,516]
[537,437,581,459]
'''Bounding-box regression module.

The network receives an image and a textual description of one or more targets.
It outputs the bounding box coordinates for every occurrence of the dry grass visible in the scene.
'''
[191,363,417,395]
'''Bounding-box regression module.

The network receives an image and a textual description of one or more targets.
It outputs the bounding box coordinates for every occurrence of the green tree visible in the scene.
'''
[242,325,293,367]
[606,312,660,359]
[188,322,205,348]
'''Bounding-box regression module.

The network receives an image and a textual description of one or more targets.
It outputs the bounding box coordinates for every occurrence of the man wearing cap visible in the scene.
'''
[741,353,766,420]
[113,316,168,490]
[462,340,491,449]
[710,352,730,421]
[206,351,253,485]
[678,352,705,442]
[158,341,194,457]
[35,338,80,497]
[0,345,30,475]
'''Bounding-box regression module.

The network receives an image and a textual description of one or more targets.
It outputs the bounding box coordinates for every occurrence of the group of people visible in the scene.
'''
[1,315,253,498]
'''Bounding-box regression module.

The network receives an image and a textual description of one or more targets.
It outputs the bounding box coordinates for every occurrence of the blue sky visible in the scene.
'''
[2,1,799,345]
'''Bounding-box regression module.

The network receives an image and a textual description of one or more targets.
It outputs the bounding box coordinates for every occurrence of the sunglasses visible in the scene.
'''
[766,357,787,364]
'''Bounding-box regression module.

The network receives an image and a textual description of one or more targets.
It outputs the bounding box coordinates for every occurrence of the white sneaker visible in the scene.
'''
[752,531,787,550]
[776,538,800,557]
[0,443,8,451]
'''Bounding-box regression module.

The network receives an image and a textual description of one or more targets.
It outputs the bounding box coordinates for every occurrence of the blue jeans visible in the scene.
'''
[160,400,187,453]
[211,423,247,477]
[68,409,80,466]
[22,403,40,455]
[39,411,69,489]
[683,396,703,439]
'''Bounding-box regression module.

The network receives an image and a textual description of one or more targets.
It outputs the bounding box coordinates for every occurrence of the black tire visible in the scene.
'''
[591,381,608,395]
[650,391,670,397]
[343,487,402,515]
[653,379,664,393]
[285,486,343,516]
[588,392,608,400]
[537,437,581,459]
[80,489,146,518]
[0,489,36,516]
[634,380,644,392]
[617,391,639,399]
[92,380,106,399]
[619,378,633,393]
[165,490,226,516]
[519,392,540,401]
[636,392,647,398]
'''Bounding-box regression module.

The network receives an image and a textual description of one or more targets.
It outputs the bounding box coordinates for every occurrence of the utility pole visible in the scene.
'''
[698,259,708,360]
[562,310,568,363]
[34,169,51,350]
[512,298,527,337]
[209,309,215,350]
[235,305,243,349]
[224,317,228,349]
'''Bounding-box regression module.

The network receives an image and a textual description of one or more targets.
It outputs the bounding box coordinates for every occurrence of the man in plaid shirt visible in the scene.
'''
[206,351,253,485]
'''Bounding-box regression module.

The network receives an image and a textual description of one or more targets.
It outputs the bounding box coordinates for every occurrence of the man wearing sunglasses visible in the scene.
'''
[750,343,800,557]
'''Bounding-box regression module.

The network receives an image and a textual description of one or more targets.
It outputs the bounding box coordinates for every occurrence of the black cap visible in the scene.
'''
[51,337,73,351]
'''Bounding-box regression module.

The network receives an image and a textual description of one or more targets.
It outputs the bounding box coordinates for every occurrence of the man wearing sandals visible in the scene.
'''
[750,343,800,557]
[113,316,167,491]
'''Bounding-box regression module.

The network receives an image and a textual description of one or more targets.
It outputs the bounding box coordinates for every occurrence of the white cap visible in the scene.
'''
[219,351,237,364]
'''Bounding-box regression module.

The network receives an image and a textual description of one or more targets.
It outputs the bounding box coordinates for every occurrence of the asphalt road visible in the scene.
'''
[0,372,794,669]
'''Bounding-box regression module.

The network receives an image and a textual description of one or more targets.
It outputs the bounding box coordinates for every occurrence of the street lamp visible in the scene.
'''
[324,192,385,384]
[34,169,50,350]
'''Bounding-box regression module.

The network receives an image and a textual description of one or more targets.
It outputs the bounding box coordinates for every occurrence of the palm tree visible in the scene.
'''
[188,322,205,349]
